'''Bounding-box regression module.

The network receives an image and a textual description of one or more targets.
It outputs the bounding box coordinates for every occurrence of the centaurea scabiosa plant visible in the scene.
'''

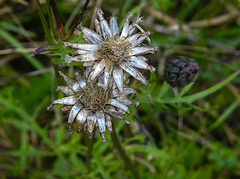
[47,9,157,142]
[34,2,156,177]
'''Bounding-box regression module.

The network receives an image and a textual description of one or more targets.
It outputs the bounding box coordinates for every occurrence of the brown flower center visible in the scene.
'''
[78,85,109,111]
[98,39,128,65]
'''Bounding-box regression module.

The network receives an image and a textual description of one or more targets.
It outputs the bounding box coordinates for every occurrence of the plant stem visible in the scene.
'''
[86,130,96,173]
[111,124,140,179]
[34,0,53,45]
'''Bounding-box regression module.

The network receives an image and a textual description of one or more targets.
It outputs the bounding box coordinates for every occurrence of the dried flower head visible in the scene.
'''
[164,56,199,88]
[48,71,138,142]
[64,9,157,93]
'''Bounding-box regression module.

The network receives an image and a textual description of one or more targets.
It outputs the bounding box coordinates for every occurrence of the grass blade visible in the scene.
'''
[34,0,53,44]
[0,28,44,70]
[209,96,240,130]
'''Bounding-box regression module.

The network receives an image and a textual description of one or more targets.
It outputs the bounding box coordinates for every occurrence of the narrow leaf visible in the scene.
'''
[209,96,240,130]
[34,0,52,44]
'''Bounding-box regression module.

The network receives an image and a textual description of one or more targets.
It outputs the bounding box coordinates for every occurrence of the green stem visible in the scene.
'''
[111,124,140,179]
[86,130,96,173]
[34,0,53,44]
[46,0,54,38]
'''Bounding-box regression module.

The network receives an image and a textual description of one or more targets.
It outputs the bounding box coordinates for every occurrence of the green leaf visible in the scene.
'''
[34,0,53,44]
[157,81,170,99]
[178,81,195,97]
[209,96,240,130]
[127,144,169,158]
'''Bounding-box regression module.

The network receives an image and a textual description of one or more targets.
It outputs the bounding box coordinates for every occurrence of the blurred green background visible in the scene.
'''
[0,0,240,178]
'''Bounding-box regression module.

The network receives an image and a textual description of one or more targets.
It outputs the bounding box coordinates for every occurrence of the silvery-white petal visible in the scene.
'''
[68,103,83,123]
[127,47,158,56]
[119,62,147,84]
[117,108,126,115]
[65,55,81,63]
[64,42,99,51]
[105,114,113,133]
[117,96,139,106]
[96,111,106,133]
[124,33,142,44]
[83,61,95,67]
[98,73,104,87]
[47,96,77,110]
[56,86,75,96]
[105,106,129,124]
[120,12,132,40]
[75,49,88,55]
[128,15,143,36]
[87,112,97,135]
[104,65,112,88]
[74,72,86,89]
[137,56,148,61]
[113,67,124,93]
[95,19,102,35]
[112,89,119,97]
[116,96,134,105]
[105,106,124,120]
[128,17,151,44]
[123,88,137,95]
[82,35,92,44]
[59,71,80,91]
[131,32,151,47]
[88,59,106,81]
[84,67,92,78]
[60,105,72,112]
[128,56,155,72]
[79,53,96,61]
[76,109,89,133]
[110,16,119,37]
[97,9,112,39]
[107,99,129,113]
[96,111,106,142]
[78,24,103,43]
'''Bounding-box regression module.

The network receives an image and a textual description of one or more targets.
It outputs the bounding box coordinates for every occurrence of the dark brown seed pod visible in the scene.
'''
[164,56,198,88]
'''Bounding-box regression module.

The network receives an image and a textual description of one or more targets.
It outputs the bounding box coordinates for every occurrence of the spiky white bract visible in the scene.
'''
[48,71,138,142]
[64,9,157,93]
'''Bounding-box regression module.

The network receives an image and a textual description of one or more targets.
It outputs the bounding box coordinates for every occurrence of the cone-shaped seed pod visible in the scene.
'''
[164,56,198,88]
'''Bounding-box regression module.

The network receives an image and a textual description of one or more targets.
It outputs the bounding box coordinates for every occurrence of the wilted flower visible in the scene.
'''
[64,9,157,93]
[48,71,138,142]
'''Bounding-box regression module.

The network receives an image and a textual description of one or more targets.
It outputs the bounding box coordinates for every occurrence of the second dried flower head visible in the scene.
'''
[48,71,138,142]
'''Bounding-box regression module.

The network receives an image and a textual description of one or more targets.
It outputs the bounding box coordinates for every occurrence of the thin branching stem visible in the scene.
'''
[111,124,140,179]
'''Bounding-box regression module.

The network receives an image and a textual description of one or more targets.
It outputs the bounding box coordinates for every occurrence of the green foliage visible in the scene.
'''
[1,0,240,178]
